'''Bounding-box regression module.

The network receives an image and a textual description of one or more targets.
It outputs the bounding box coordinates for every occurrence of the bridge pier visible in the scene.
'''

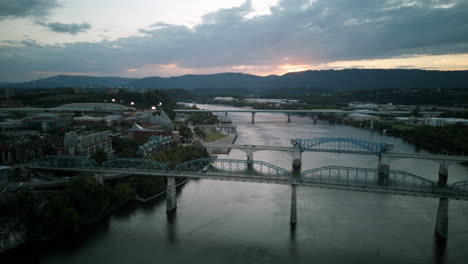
[287,113,291,123]
[246,150,254,171]
[292,151,302,172]
[377,157,389,185]
[435,161,449,241]
[166,176,177,212]
[313,114,318,124]
[251,112,256,124]
[370,119,374,130]
[290,184,297,225]
[437,161,448,188]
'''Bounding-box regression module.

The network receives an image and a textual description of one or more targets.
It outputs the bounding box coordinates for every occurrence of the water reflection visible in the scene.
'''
[166,210,178,244]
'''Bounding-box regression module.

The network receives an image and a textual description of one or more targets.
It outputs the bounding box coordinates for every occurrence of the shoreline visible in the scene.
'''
[0,177,192,255]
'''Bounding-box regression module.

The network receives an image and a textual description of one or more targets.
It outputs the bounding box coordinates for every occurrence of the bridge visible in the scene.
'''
[174,109,439,124]
[28,142,468,242]
[205,137,395,170]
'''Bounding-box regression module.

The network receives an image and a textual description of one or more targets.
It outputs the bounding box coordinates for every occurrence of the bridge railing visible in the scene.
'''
[101,158,169,171]
[174,158,291,182]
[36,155,99,169]
[300,166,438,194]
[450,181,468,197]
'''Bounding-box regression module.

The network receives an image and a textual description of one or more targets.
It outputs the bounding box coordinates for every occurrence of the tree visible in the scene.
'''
[178,124,193,139]
[91,148,108,165]
[194,126,206,139]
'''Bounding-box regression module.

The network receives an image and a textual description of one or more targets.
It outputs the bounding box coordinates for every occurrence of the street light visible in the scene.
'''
[151,106,156,110]
[130,101,135,106]
[112,98,116,103]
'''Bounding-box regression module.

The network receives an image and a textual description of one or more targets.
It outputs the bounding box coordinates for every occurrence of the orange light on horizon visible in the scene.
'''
[287,68,308,73]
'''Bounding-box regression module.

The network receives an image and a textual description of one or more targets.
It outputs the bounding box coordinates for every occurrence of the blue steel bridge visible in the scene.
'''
[28,137,468,241]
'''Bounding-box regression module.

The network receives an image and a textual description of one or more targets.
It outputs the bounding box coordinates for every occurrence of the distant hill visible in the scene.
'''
[4,69,468,90]
[6,75,137,88]
[127,69,468,90]
[128,72,277,90]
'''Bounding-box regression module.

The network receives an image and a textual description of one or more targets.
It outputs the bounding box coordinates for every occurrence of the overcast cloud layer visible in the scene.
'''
[1,0,468,81]
[0,0,58,19]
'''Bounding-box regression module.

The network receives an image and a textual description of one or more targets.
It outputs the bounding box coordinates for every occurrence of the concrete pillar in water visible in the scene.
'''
[224,111,228,117]
[166,176,177,212]
[287,113,291,123]
[435,161,448,240]
[313,114,318,124]
[246,149,254,171]
[370,119,374,130]
[437,161,448,187]
[292,151,302,172]
[251,112,256,124]
[377,157,389,185]
[290,184,297,225]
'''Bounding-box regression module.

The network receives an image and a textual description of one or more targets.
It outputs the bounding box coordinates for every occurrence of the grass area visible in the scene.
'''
[204,130,228,143]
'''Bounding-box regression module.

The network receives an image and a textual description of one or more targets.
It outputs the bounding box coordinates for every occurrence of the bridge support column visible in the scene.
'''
[438,161,448,187]
[287,113,291,123]
[251,112,256,124]
[246,150,254,171]
[290,184,297,225]
[292,151,302,172]
[377,157,389,185]
[435,161,448,241]
[166,176,177,212]
[224,111,228,117]
[313,114,318,124]
[370,119,374,130]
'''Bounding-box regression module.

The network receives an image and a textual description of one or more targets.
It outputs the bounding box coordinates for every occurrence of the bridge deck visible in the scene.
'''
[29,166,468,200]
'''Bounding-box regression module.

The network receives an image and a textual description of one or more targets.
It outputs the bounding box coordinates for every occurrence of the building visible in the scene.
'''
[137,135,174,156]
[63,131,113,157]
[423,118,468,127]
[0,136,64,164]
[24,113,73,131]
[129,124,180,143]
[73,116,105,126]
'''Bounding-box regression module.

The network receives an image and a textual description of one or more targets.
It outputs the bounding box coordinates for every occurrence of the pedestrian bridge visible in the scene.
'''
[30,155,468,200]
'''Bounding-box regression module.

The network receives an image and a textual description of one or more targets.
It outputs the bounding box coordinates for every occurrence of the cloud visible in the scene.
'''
[0,0,58,19]
[36,21,92,35]
[1,0,468,81]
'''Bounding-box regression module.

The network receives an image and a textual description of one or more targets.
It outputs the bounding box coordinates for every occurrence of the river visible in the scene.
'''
[2,104,468,263]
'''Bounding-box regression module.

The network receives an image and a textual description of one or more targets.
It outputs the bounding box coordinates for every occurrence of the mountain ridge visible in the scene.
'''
[2,69,468,91]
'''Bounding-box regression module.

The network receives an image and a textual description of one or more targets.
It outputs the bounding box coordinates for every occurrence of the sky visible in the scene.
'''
[0,0,468,82]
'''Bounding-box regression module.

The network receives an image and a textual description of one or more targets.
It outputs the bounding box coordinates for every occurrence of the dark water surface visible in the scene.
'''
[3,104,468,263]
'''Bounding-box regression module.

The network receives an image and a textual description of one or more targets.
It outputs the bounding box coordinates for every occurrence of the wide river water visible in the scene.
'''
[3,104,468,263]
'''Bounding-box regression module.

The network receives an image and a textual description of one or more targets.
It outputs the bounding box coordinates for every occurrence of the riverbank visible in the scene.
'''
[0,176,191,255]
